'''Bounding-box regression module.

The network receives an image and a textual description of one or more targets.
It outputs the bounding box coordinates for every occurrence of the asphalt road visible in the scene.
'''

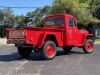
[0,44,100,75]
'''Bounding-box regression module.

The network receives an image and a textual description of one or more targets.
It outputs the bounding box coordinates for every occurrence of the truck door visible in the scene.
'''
[68,18,78,45]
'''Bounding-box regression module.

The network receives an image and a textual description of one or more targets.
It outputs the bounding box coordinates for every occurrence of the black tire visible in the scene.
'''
[18,46,32,57]
[83,39,94,54]
[42,40,57,60]
[63,46,72,53]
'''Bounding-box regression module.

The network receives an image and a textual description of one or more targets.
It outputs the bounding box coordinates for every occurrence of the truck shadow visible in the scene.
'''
[0,50,84,62]
[0,52,20,62]
[57,50,84,56]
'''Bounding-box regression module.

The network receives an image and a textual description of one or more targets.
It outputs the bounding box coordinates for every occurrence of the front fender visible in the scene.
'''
[82,34,94,46]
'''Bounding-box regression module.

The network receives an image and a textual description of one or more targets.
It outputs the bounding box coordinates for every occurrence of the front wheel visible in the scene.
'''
[18,46,32,57]
[42,41,57,60]
[83,39,94,53]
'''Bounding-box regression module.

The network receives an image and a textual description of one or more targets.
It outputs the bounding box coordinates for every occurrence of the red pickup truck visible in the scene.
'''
[6,14,94,60]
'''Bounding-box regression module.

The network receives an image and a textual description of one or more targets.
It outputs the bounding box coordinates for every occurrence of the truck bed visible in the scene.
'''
[6,27,64,47]
[25,27,64,47]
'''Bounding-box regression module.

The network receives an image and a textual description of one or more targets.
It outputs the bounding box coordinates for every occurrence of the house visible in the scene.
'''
[94,25,100,38]
[88,24,100,38]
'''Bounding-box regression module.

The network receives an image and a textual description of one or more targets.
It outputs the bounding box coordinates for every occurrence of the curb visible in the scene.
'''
[0,44,14,48]
[94,41,100,44]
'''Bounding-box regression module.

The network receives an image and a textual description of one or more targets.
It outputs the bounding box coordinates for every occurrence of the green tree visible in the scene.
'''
[0,10,4,23]
[2,8,14,27]
[89,0,100,20]
[26,5,51,26]
[0,8,14,37]
[15,15,25,28]
[50,0,99,26]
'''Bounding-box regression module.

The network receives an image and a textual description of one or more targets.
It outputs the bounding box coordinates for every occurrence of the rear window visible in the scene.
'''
[45,17,64,25]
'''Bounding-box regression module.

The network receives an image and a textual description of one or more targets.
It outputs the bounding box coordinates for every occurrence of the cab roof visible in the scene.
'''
[45,14,75,20]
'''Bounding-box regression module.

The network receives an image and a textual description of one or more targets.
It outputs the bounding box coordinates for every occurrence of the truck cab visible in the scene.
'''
[6,14,94,60]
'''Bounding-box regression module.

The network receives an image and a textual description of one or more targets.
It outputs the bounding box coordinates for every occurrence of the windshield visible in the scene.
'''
[45,17,64,25]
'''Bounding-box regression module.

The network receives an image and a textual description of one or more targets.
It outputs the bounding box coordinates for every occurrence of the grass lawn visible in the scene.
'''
[95,39,100,41]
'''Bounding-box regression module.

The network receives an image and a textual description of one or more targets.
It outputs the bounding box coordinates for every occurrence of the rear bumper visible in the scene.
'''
[15,40,35,48]
[15,40,41,52]
[7,38,24,44]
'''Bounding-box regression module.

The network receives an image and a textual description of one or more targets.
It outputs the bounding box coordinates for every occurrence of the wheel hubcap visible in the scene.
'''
[86,41,93,52]
[46,44,55,57]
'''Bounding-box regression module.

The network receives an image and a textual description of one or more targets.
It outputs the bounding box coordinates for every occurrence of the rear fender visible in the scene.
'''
[36,33,63,48]
[36,33,46,48]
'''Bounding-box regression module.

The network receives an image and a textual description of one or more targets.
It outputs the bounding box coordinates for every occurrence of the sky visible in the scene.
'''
[0,0,53,15]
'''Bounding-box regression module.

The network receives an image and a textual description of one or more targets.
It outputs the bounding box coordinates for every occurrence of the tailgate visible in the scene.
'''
[6,29,24,44]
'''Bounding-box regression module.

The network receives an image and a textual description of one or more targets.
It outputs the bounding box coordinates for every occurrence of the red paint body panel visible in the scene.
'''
[25,27,64,48]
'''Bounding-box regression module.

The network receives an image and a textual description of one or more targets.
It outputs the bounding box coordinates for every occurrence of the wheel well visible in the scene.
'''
[86,36,94,41]
[45,35,58,46]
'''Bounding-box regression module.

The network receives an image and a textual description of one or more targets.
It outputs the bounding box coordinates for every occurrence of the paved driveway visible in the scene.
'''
[0,44,100,75]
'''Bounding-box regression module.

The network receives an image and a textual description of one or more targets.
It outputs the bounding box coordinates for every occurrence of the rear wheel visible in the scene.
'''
[83,39,94,53]
[42,41,57,60]
[18,46,32,57]
[63,46,72,53]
